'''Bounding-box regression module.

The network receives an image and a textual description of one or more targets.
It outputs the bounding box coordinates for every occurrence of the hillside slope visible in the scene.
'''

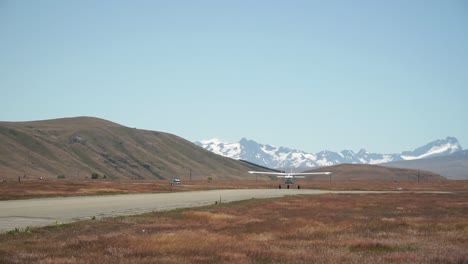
[303,164,445,181]
[0,117,269,180]
[382,150,468,180]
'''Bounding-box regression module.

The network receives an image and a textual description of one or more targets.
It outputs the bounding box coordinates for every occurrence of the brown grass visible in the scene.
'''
[1,178,468,200]
[1,193,467,263]
[307,163,445,181]
[0,117,276,182]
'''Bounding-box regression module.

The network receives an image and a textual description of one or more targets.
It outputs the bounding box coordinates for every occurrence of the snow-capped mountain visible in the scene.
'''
[195,137,463,169]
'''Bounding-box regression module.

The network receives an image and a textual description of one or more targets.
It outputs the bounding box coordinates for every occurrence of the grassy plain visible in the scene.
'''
[1,179,468,200]
[1,193,467,263]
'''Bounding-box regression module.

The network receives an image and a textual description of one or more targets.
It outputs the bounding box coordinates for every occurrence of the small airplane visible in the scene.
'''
[248,170,332,189]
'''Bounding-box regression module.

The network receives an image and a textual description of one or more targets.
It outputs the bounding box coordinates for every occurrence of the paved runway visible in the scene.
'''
[0,189,449,232]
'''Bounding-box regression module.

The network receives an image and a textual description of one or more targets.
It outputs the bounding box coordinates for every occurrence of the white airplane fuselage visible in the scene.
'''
[248,170,331,189]
[283,175,297,185]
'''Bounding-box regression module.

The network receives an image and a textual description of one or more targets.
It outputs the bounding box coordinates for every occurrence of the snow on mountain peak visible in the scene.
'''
[195,137,463,169]
[401,136,461,160]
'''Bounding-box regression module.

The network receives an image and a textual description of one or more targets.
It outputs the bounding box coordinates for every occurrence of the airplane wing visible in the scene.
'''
[248,171,331,176]
[248,171,288,176]
[291,172,332,175]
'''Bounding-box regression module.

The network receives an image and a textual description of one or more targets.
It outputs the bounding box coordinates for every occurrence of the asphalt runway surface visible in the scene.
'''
[0,189,450,232]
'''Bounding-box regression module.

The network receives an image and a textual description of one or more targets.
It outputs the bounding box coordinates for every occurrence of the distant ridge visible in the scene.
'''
[304,164,444,181]
[2,116,122,127]
[383,150,468,180]
[0,117,272,180]
[196,137,463,169]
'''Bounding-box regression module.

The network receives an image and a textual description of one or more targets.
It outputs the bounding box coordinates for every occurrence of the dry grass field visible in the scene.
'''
[1,179,468,200]
[0,179,273,200]
[0,179,193,200]
[1,193,467,263]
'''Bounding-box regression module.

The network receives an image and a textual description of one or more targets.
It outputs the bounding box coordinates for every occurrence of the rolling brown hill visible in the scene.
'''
[0,117,271,180]
[303,163,445,181]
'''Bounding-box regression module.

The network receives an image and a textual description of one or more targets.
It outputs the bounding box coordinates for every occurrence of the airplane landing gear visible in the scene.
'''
[279,184,300,189]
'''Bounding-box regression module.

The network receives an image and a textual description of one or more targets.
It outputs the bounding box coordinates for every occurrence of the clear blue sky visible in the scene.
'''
[1,0,467,153]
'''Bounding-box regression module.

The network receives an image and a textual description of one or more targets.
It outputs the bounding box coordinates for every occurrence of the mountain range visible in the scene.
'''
[0,117,461,181]
[195,137,463,170]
